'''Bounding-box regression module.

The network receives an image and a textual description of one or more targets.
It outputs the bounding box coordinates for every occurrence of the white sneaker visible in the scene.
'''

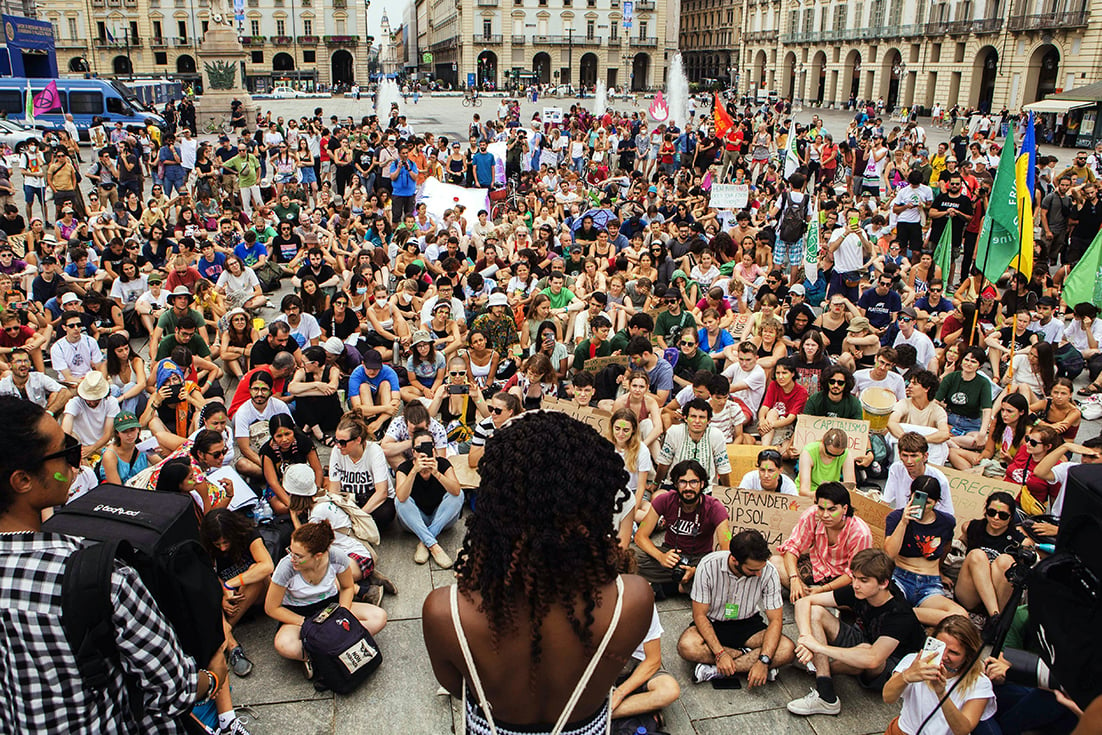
[786,688,841,716]
[768,668,779,682]
[694,663,722,683]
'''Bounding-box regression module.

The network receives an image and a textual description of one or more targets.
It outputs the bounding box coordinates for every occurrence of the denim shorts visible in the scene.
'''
[947,412,982,436]
[299,166,317,184]
[892,567,946,607]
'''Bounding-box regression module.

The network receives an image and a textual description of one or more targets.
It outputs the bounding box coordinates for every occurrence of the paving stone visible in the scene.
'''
[691,707,818,735]
[230,616,333,707]
[234,698,334,735]
[333,618,455,735]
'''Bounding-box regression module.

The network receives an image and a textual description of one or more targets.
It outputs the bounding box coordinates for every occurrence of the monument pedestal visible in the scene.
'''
[195,25,258,129]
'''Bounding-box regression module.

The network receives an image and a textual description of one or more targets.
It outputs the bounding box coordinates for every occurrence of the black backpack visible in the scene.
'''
[44,484,225,713]
[778,191,810,243]
[300,603,382,694]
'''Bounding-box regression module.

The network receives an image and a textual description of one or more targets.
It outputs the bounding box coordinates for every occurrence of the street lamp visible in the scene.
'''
[364,0,371,86]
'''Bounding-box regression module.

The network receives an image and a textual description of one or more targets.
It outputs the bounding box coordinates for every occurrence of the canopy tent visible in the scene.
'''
[1022,99,1094,114]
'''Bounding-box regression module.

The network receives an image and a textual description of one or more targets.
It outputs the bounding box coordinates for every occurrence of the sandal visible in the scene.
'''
[320,434,336,448]
[1078,386,1101,397]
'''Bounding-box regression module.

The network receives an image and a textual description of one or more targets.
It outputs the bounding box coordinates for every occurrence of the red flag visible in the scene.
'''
[32,81,61,115]
[713,92,734,137]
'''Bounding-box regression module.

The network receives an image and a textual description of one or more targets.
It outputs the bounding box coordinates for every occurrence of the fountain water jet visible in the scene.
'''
[666,52,690,128]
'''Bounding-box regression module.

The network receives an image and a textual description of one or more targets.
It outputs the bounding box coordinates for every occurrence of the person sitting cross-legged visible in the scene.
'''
[610,605,682,728]
[676,529,796,687]
[786,548,926,717]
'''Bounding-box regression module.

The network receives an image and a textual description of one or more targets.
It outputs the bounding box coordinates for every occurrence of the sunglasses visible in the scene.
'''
[448,371,466,377]
[1024,437,1043,447]
[825,446,846,458]
[827,378,846,386]
[680,341,697,347]
[985,508,1012,521]
[899,317,913,323]
[39,432,83,469]
[206,447,228,457]
[334,437,358,447]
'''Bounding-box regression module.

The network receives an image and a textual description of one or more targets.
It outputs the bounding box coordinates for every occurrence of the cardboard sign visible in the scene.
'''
[937,465,1021,535]
[542,106,563,124]
[850,490,892,548]
[715,486,812,548]
[5,232,26,258]
[728,312,752,340]
[793,414,871,453]
[726,444,778,488]
[709,183,749,210]
[542,395,613,436]
[582,354,631,373]
[452,460,482,490]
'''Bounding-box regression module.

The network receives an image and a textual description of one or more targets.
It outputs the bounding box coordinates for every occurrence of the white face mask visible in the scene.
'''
[399,292,413,304]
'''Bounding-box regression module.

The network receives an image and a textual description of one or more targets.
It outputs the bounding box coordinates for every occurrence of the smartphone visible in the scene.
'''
[447,384,469,395]
[848,214,860,229]
[711,676,742,690]
[910,490,928,517]
[922,636,947,668]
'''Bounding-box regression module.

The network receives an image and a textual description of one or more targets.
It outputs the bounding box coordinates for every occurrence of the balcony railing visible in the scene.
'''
[532,34,560,44]
[631,35,658,46]
[743,29,778,43]
[973,17,1002,33]
[298,35,318,44]
[946,19,973,35]
[511,34,526,44]
[240,36,265,46]
[1008,9,1089,31]
[271,35,293,45]
[472,33,502,43]
[150,37,168,47]
[324,35,359,45]
[477,0,499,5]
[636,0,655,9]
[173,36,191,47]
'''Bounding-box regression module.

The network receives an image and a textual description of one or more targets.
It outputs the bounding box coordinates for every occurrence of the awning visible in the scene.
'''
[1023,99,1094,114]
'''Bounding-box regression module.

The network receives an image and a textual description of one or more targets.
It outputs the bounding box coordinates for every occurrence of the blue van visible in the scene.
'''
[0,77,165,140]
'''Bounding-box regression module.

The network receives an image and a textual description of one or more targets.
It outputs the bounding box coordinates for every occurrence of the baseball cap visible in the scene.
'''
[900,306,918,319]
[362,348,384,370]
[60,292,80,305]
[147,271,164,284]
[788,283,806,296]
[113,411,141,432]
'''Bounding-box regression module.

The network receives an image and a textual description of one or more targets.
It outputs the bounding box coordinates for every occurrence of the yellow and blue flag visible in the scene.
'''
[1010,112,1036,279]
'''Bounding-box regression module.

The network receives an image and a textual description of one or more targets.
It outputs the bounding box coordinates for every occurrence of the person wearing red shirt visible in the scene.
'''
[227,355,296,415]
[165,254,205,294]
[758,360,809,459]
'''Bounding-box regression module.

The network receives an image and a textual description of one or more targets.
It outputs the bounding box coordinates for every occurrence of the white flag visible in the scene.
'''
[783,118,798,180]
[804,186,819,285]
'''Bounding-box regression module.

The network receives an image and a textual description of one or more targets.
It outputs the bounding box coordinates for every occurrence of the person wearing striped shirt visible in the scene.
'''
[677,530,795,687]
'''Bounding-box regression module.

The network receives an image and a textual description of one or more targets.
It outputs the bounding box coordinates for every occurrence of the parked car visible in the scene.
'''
[0,119,43,153]
[270,87,307,99]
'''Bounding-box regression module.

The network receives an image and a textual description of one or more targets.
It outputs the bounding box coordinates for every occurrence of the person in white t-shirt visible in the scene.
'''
[890,171,933,259]
[882,432,954,515]
[233,372,292,473]
[893,308,938,371]
[61,372,120,456]
[50,312,105,383]
[854,348,907,401]
[722,341,767,437]
[328,412,395,529]
[882,615,996,735]
[611,605,681,720]
[739,448,799,495]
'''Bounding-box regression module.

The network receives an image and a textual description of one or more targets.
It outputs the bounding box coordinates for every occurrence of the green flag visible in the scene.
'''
[975,140,1020,285]
[933,217,953,284]
[1063,227,1102,309]
[804,194,819,284]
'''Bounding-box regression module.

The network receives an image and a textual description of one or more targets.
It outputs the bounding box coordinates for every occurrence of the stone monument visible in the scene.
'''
[195,12,257,129]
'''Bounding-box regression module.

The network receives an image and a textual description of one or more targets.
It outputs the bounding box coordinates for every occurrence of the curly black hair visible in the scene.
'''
[454,410,630,674]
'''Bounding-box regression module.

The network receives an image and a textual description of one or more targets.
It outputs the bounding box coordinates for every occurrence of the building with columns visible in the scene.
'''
[413,0,675,92]
[735,0,1097,114]
[679,0,741,87]
[36,0,370,92]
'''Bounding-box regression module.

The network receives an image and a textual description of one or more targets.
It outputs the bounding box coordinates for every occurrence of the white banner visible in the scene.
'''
[420,177,490,229]
[709,183,749,210]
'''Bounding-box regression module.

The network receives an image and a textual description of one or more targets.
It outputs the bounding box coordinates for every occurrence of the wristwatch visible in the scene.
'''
[758,654,772,666]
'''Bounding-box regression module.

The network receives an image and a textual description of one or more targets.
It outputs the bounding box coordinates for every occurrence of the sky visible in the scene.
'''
[363,0,410,39]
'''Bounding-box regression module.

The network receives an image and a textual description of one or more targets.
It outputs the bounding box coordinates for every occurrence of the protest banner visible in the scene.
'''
[709,183,749,210]
[793,414,871,452]
[849,491,892,548]
[582,354,631,372]
[715,486,812,547]
[542,395,613,435]
[936,465,1020,535]
[725,444,778,487]
[728,312,752,340]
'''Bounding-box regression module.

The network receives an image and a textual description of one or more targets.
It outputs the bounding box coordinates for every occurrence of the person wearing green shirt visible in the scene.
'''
[222,149,262,216]
[672,326,715,388]
[804,365,864,420]
[540,271,581,317]
[572,315,614,371]
[654,291,698,350]
[609,312,655,353]
[272,193,302,226]
[934,346,993,445]
[798,429,856,497]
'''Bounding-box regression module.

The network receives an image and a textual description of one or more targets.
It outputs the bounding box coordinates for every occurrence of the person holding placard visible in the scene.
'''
[797,429,856,497]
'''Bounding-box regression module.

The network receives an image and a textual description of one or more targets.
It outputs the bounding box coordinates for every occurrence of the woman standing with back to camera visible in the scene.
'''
[423,410,653,734]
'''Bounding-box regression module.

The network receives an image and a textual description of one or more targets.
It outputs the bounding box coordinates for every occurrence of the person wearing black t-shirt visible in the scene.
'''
[394,428,463,569]
[955,491,1024,620]
[0,205,25,237]
[787,549,926,717]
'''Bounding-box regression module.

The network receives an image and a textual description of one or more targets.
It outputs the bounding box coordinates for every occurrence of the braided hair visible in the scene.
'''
[454,411,630,671]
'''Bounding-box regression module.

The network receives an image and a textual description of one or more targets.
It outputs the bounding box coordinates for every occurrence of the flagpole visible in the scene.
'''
[968,197,995,348]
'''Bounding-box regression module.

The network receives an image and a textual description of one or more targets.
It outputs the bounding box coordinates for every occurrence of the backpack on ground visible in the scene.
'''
[300,602,382,694]
[778,191,810,243]
[321,493,381,546]
[45,483,225,706]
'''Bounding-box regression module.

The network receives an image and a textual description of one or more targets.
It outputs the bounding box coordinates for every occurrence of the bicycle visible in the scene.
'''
[462,94,483,108]
[489,179,521,222]
[202,116,234,135]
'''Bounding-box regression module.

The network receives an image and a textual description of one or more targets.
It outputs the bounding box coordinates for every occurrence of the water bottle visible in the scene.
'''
[254,499,273,524]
